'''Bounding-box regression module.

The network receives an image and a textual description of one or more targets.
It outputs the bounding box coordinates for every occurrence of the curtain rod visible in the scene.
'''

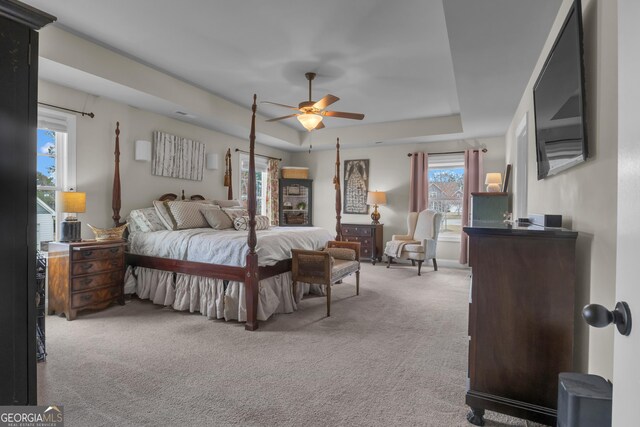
[235,148,281,161]
[407,148,487,157]
[38,102,95,118]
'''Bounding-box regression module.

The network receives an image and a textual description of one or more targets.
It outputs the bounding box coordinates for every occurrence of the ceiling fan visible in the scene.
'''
[263,72,365,131]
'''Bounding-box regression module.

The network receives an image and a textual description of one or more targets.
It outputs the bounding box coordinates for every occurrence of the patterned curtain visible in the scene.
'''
[459,149,484,264]
[266,159,280,225]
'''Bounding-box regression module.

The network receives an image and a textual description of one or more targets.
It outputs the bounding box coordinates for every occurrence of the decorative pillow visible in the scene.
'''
[325,247,357,261]
[222,208,249,221]
[152,200,209,230]
[232,215,270,231]
[214,199,243,208]
[201,207,234,230]
[129,207,167,232]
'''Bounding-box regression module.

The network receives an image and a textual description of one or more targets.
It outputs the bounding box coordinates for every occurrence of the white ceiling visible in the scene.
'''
[25,0,561,149]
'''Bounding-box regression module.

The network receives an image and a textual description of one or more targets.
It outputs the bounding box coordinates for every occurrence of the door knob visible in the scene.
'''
[582,301,632,336]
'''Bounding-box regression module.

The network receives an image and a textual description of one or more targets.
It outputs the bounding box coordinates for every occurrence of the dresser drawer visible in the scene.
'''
[71,271,123,292]
[72,258,123,276]
[72,244,124,261]
[71,286,122,309]
[343,225,372,237]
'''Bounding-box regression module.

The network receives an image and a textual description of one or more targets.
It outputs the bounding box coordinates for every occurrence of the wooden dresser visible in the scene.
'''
[48,240,126,320]
[341,223,383,264]
[463,222,577,426]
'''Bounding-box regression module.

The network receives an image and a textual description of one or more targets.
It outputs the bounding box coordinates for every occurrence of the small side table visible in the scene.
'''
[341,223,383,264]
[48,240,126,320]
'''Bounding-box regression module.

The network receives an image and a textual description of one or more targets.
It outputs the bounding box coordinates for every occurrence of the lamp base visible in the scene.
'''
[486,183,502,192]
[60,220,82,242]
[371,205,381,225]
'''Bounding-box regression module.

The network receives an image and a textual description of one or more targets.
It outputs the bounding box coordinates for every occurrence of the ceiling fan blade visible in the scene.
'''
[313,94,340,110]
[323,111,365,120]
[261,101,300,110]
[265,114,298,122]
[314,121,325,130]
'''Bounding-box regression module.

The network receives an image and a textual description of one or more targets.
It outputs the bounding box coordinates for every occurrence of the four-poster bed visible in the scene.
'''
[111,95,345,330]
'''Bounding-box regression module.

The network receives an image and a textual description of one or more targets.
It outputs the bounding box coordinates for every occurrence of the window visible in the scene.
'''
[428,153,464,240]
[239,153,268,215]
[36,107,76,249]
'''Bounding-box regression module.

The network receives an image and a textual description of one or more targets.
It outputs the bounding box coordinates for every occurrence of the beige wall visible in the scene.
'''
[39,80,291,239]
[291,137,506,261]
[505,0,617,377]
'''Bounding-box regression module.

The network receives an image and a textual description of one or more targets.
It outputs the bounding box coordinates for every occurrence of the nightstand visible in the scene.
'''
[47,240,126,320]
[341,223,383,264]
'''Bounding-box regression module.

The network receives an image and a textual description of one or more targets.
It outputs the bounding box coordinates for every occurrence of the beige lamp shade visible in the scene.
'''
[60,191,86,213]
[485,173,503,192]
[366,191,387,206]
[297,113,323,131]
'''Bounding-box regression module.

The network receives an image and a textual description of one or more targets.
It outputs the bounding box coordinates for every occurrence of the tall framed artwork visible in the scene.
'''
[343,159,369,214]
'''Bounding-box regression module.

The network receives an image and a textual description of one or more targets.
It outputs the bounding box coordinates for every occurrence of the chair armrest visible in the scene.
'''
[392,234,413,241]
[326,241,361,262]
[291,249,332,284]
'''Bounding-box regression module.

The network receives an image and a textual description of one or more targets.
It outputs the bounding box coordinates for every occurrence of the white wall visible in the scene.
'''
[505,0,618,377]
[39,80,291,239]
[290,137,506,261]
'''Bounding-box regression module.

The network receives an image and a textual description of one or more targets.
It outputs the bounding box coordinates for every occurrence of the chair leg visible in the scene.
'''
[326,284,331,317]
[433,258,438,271]
[417,260,423,276]
[356,270,360,296]
[387,256,393,268]
[411,260,415,266]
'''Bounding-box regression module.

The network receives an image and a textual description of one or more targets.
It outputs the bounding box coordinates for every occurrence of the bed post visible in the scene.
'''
[334,138,342,241]
[245,95,260,331]
[112,122,123,226]
[226,148,233,200]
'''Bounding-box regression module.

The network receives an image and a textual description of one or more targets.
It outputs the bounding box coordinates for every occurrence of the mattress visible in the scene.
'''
[128,226,333,267]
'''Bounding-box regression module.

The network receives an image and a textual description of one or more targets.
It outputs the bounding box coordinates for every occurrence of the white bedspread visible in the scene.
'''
[128,226,333,267]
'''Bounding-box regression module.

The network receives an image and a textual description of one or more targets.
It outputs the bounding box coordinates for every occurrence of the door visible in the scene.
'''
[613,1,639,424]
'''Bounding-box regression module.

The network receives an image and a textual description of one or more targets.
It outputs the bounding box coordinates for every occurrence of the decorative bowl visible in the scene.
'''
[87,223,128,241]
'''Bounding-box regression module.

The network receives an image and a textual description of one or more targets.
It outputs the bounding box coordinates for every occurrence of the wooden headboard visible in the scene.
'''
[158,191,205,202]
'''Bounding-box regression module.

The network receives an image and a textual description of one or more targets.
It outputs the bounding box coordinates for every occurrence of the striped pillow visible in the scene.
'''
[232,215,270,231]
[162,201,209,230]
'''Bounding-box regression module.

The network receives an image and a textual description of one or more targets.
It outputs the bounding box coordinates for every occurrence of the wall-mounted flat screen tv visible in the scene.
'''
[533,0,588,180]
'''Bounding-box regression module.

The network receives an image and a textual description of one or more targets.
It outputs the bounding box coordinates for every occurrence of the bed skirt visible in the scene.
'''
[124,266,321,322]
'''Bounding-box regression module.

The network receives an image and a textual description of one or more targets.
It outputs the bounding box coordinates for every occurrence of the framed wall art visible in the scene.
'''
[152,131,205,181]
[343,159,369,214]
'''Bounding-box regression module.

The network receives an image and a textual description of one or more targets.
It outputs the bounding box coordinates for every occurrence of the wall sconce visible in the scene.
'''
[485,173,503,192]
[206,153,219,170]
[135,140,151,162]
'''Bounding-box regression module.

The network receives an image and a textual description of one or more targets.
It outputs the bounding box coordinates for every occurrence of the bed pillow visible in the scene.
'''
[153,200,174,230]
[153,200,209,230]
[214,199,243,208]
[201,207,234,230]
[324,247,357,261]
[129,207,168,232]
[233,215,270,231]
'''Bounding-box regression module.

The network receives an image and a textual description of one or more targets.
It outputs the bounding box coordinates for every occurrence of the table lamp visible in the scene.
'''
[485,173,503,192]
[59,191,86,242]
[367,191,387,225]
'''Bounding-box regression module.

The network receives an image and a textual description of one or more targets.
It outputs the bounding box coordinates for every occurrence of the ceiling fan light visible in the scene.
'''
[297,113,323,131]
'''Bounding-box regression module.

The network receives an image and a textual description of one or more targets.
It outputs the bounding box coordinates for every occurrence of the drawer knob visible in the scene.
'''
[80,294,93,302]
[82,251,93,257]
[80,263,93,271]
[81,278,93,286]
[109,248,120,254]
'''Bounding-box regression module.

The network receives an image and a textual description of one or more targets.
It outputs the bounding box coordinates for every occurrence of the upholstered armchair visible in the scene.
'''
[291,241,360,317]
[385,209,442,275]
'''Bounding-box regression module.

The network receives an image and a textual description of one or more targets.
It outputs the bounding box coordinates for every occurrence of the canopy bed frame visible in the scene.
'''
[111,96,343,330]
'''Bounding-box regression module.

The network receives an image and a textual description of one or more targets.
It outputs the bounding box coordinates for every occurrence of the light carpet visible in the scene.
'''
[38,262,541,426]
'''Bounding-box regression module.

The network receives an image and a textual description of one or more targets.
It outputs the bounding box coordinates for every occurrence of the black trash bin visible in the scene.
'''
[558,372,612,427]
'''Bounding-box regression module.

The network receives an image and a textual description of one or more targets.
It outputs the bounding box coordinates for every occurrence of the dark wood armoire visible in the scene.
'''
[0,0,55,405]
